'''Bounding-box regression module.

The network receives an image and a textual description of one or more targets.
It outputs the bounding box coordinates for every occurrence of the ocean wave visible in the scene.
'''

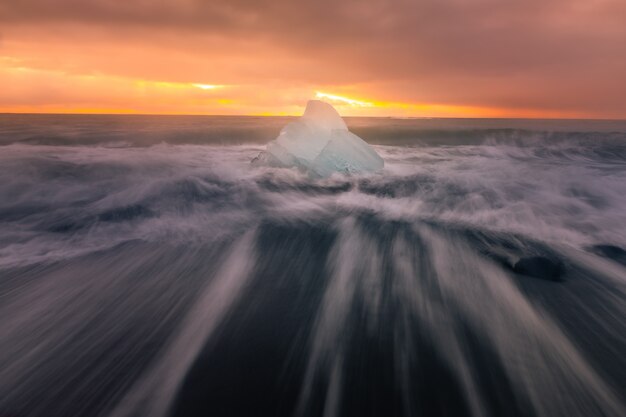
[1,141,625,267]
[0,129,625,417]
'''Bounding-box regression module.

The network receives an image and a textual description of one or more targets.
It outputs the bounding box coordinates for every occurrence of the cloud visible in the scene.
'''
[1,0,624,117]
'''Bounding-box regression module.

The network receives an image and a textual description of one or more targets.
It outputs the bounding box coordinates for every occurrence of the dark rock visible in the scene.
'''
[589,244,626,266]
[48,221,85,233]
[98,204,153,222]
[513,256,564,281]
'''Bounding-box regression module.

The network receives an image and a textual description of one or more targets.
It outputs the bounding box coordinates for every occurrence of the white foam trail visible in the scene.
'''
[297,218,381,417]
[417,225,625,417]
[109,230,257,417]
[389,230,487,417]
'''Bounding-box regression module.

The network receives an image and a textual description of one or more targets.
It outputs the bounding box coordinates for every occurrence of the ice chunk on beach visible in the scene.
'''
[252,100,383,176]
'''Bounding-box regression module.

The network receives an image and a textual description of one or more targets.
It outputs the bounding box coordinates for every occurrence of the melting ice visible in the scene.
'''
[252,100,384,177]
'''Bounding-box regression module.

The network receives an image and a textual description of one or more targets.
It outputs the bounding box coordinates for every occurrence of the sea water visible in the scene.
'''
[0,114,625,417]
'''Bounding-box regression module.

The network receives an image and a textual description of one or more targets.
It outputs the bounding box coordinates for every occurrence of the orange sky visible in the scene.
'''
[1,0,625,118]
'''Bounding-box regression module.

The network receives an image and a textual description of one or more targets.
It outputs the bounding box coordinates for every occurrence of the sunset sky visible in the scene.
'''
[1,0,625,118]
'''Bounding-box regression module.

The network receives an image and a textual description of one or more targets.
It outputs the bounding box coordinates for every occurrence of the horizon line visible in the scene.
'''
[1,112,625,122]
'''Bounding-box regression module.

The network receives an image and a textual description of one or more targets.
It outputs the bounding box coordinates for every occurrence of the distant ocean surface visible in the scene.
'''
[1,114,625,417]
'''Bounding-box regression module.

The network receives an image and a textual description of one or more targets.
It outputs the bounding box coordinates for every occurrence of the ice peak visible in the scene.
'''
[302,100,347,131]
[252,100,383,177]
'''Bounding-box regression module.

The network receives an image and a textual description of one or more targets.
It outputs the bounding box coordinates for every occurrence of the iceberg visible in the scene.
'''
[252,100,384,177]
